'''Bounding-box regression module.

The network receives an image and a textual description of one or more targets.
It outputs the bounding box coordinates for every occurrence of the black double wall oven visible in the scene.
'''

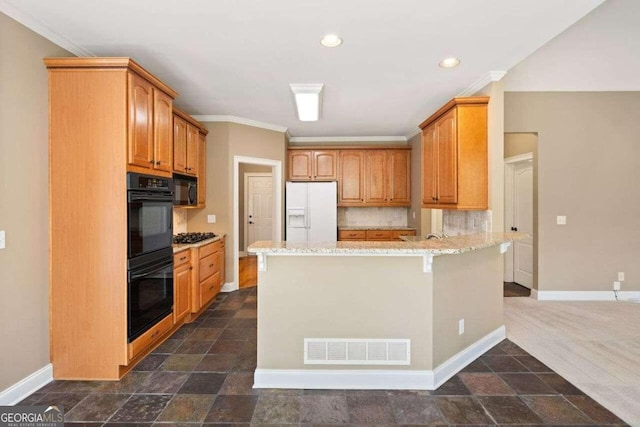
[127,173,174,342]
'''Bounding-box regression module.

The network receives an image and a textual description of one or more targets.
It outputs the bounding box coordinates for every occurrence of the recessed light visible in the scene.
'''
[320,34,343,48]
[439,57,461,68]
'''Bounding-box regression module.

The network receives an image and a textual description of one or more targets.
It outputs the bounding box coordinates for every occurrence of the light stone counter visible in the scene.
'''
[248,232,524,256]
[172,235,225,253]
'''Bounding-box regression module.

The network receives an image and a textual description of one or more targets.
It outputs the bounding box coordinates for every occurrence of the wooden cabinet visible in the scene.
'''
[128,314,173,361]
[364,150,411,206]
[338,228,416,241]
[172,115,199,176]
[420,97,489,210]
[338,150,365,205]
[191,238,225,314]
[127,72,174,177]
[197,132,207,207]
[173,250,192,324]
[288,150,337,181]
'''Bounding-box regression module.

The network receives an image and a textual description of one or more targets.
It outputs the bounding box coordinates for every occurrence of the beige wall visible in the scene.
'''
[407,133,423,235]
[505,92,640,291]
[188,122,286,283]
[238,164,272,251]
[0,13,73,391]
[505,133,539,289]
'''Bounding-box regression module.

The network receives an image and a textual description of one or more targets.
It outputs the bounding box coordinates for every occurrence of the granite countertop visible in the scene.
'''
[338,226,417,231]
[247,232,527,256]
[172,235,225,253]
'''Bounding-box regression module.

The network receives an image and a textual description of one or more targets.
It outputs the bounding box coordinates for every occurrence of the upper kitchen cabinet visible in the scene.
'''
[173,108,203,177]
[197,132,207,207]
[420,97,489,210]
[288,149,337,181]
[338,150,365,205]
[364,149,411,206]
[127,71,176,177]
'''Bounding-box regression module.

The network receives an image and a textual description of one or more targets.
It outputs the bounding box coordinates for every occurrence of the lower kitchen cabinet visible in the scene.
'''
[338,229,416,241]
[191,237,225,314]
[173,250,192,324]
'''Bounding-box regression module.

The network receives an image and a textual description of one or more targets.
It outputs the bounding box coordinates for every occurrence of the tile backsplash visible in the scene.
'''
[173,208,188,234]
[443,210,492,235]
[338,207,408,227]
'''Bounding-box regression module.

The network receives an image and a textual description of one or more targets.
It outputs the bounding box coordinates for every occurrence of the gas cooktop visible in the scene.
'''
[173,232,217,244]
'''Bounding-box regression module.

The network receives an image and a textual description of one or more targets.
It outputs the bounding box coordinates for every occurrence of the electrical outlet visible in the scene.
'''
[613,281,621,291]
[618,272,625,281]
[556,216,567,225]
[0,230,5,249]
[458,319,465,335]
[207,214,216,224]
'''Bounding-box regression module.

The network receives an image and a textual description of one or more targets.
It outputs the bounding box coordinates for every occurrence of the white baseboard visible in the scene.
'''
[220,281,238,293]
[530,288,539,299]
[253,325,505,390]
[534,290,640,301]
[0,364,53,405]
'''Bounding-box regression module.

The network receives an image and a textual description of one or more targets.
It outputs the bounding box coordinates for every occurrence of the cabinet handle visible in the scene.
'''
[209,285,215,290]
[180,256,187,261]
[190,267,193,270]
[149,160,154,164]
[209,264,214,268]
[150,330,159,338]
[156,161,161,165]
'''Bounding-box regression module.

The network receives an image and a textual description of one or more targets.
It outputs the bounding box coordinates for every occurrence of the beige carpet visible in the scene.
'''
[504,297,640,426]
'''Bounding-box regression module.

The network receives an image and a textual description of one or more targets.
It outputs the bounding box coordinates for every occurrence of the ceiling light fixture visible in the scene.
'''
[439,57,461,68]
[320,34,343,48]
[289,84,324,121]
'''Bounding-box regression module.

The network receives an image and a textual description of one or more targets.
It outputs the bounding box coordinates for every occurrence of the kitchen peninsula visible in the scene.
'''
[248,232,524,390]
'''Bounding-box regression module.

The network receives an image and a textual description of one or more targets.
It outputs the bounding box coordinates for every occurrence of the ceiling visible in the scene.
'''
[504,0,640,91]
[1,0,605,137]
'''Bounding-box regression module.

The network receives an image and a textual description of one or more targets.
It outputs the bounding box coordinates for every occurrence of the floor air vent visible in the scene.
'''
[304,338,410,365]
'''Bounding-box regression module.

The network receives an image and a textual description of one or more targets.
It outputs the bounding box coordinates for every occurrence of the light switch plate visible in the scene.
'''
[207,214,216,224]
[556,216,567,225]
[0,230,5,249]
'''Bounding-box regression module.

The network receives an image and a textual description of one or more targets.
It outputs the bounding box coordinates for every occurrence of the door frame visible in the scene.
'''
[243,172,273,253]
[230,156,282,293]
[504,152,533,283]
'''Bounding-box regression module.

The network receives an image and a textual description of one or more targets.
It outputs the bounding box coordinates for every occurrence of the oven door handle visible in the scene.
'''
[128,259,173,281]
[128,192,174,202]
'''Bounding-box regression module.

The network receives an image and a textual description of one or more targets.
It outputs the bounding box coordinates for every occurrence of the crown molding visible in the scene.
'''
[192,115,288,133]
[457,70,508,97]
[0,1,94,57]
[406,128,422,140]
[289,136,407,143]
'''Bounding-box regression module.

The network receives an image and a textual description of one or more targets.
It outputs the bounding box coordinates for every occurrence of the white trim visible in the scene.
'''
[0,364,53,405]
[220,281,238,293]
[192,115,288,133]
[500,242,511,254]
[406,128,422,140]
[243,172,273,252]
[289,136,407,143]
[0,1,94,57]
[253,326,505,390]
[233,156,282,293]
[534,290,640,301]
[457,71,508,97]
[530,288,539,300]
[505,153,534,164]
[257,253,268,272]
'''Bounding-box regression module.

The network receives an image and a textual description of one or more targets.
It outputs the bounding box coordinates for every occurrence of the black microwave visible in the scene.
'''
[173,174,197,206]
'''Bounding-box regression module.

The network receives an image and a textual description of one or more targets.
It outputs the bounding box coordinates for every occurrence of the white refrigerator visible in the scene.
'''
[286,181,337,242]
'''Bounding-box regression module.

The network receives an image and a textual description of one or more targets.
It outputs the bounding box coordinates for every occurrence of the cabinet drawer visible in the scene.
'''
[128,313,173,360]
[200,272,220,305]
[366,230,393,240]
[173,250,191,267]
[199,242,216,258]
[199,253,217,282]
[338,230,366,240]
[392,230,416,240]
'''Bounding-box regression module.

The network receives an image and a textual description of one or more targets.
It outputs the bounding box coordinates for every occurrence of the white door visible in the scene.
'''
[512,162,534,288]
[246,175,273,248]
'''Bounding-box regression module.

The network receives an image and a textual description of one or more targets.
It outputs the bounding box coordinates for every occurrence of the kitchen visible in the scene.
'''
[2,0,639,425]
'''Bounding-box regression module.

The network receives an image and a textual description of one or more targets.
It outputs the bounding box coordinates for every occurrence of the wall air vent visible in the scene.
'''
[304,338,410,365]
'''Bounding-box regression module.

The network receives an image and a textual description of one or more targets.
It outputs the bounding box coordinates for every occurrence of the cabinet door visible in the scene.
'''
[217,247,225,287]
[422,125,438,205]
[338,151,365,205]
[197,133,206,207]
[186,124,199,176]
[387,150,411,205]
[153,89,173,173]
[174,263,191,323]
[173,115,187,173]
[288,151,312,181]
[128,73,154,168]
[436,108,458,204]
[313,150,337,180]
[364,151,387,204]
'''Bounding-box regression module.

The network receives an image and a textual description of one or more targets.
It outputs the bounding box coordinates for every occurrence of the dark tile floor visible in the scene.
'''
[504,282,532,297]
[20,287,626,426]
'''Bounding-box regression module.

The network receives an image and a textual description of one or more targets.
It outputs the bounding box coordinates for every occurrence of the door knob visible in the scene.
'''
[511,226,518,231]
[249,221,254,224]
